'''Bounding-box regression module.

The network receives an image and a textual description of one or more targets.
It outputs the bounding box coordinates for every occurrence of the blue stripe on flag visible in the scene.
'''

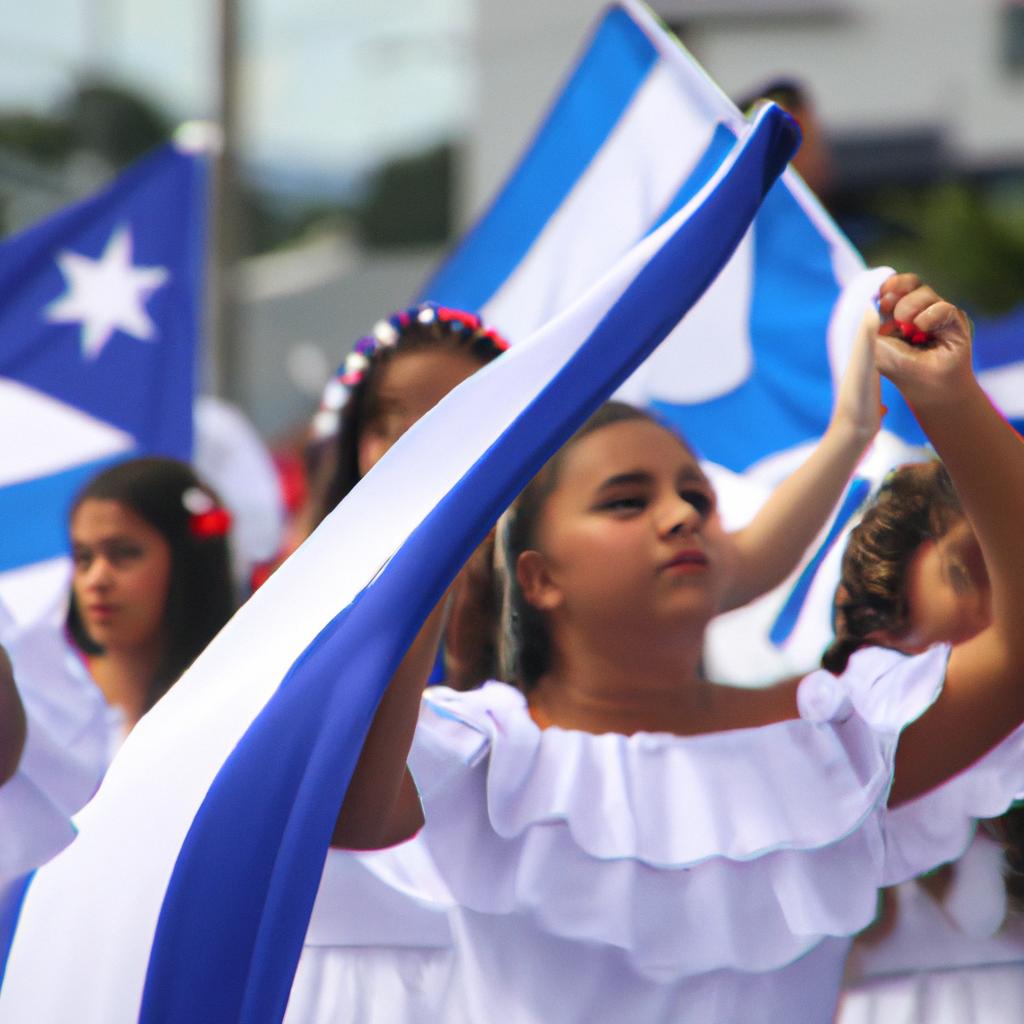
[138,106,800,1024]
[416,6,657,313]
[769,476,871,646]
[652,180,847,469]
[0,453,132,572]
[973,306,1024,371]
[0,875,33,990]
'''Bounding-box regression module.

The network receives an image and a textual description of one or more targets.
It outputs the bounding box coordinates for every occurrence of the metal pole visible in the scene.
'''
[208,0,241,401]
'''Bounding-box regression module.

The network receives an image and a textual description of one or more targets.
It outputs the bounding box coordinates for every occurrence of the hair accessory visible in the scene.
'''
[310,302,510,441]
[182,486,232,539]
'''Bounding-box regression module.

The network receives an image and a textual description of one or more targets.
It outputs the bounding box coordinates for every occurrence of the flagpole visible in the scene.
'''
[208,0,241,402]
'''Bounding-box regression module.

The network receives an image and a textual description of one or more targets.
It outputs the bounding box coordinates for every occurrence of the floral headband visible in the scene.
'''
[310,303,510,442]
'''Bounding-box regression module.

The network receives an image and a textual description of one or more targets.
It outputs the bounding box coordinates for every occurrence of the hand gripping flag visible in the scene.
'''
[0,141,207,625]
[0,104,799,1024]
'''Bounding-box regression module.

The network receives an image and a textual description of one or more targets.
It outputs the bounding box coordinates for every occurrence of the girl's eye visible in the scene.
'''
[72,550,91,570]
[109,545,142,565]
[598,495,646,514]
[680,490,713,517]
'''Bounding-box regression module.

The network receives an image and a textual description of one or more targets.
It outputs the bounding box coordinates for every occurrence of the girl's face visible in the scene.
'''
[898,516,991,652]
[357,349,482,476]
[520,420,728,632]
[70,499,173,656]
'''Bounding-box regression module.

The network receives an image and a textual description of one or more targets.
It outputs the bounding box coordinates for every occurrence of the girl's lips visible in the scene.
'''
[661,550,708,572]
[86,604,118,619]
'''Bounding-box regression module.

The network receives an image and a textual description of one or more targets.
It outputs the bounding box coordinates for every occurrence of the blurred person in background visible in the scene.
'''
[303,302,510,691]
[739,77,836,203]
[67,456,236,739]
[1,458,236,901]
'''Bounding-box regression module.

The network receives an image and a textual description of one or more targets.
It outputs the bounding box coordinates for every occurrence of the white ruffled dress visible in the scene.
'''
[0,614,113,890]
[290,643,1024,1023]
[837,706,1024,1024]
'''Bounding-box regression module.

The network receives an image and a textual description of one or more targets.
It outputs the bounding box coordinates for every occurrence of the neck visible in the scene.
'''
[87,646,164,727]
[529,618,712,735]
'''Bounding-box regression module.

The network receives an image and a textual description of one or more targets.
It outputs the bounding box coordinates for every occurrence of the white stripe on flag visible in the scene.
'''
[483,62,719,341]
[0,379,133,487]
[979,362,1024,421]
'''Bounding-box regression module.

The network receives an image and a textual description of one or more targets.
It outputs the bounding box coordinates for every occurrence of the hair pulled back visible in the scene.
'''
[500,401,674,691]
[67,456,236,710]
[822,460,962,675]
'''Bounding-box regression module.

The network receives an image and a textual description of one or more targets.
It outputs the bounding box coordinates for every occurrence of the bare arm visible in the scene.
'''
[722,309,880,610]
[874,275,1024,804]
[0,644,27,786]
[329,595,450,850]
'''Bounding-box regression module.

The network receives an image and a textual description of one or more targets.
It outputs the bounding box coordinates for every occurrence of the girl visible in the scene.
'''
[67,456,236,734]
[306,303,512,689]
[2,462,236,915]
[316,274,1024,1022]
[832,462,1024,1021]
[307,303,511,528]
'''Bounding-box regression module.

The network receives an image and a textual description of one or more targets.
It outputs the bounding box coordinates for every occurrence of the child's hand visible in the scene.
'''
[873,273,973,405]
[831,305,883,444]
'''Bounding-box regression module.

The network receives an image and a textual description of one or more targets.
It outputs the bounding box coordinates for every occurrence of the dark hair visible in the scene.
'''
[821,461,962,675]
[310,310,508,529]
[501,401,682,690]
[995,805,1024,912]
[735,78,808,118]
[67,456,236,710]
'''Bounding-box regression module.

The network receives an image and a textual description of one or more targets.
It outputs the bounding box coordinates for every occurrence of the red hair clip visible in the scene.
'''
[182,486,232,539]
[189,507,232,538]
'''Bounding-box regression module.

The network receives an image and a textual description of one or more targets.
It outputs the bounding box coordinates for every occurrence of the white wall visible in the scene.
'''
[467,0,1024,219]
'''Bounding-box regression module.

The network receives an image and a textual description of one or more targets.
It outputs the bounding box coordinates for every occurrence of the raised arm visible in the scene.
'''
[721,308,881,610]
[875,275,1024,804]
[1,644,27,786]
[329,595,450,850]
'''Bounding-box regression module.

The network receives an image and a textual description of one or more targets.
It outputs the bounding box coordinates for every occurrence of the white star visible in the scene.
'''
[45,224,170,360]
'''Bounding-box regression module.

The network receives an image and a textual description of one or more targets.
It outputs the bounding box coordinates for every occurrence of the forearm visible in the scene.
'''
[330,596,448,849]
[723,418,871,610]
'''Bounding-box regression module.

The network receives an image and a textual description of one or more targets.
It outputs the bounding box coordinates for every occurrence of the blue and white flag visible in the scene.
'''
[424,0,1024,677]
[974,305,1024,435]
[0,104,798,1024]
[420,0,871,477]
[0,142,207,626]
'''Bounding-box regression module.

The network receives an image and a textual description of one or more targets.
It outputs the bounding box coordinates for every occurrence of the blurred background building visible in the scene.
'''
[2,0,1024,442]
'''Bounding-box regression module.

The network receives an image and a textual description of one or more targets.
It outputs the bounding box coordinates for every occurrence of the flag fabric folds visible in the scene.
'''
[0,142,207,624]
[419,0,868,477]
[0,104,799,1024]
[423,0,1024,676]
[417,0,895,676]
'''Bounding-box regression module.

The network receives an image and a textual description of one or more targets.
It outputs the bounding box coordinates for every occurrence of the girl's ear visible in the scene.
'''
[516,550,563,612]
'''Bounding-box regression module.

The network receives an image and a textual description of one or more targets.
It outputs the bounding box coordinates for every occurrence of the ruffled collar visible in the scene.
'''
[410,648,953,978]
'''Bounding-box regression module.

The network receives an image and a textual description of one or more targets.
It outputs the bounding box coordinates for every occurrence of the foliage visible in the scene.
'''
[847,177,1024,318]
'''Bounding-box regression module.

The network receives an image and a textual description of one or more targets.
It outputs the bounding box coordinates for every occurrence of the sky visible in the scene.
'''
[0,0,476,179]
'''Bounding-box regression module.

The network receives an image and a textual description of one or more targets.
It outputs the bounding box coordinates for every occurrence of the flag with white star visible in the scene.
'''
[0,141,207,621]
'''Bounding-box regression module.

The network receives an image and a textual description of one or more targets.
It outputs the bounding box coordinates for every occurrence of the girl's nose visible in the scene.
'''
[83,557,113,588]
[660,495,701,537]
